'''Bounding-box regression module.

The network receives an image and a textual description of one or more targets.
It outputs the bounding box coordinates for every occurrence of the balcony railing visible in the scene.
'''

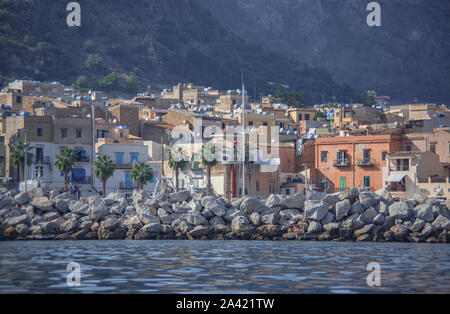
[74,156,90,163]
[333,159,350,167]
[387,184,406,192]
[70,176,92,185]
[120,181,140,190]
[32,156,51,164]
[357,159,374,166]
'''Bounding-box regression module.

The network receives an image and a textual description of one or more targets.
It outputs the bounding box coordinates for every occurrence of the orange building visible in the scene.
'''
[314,129,402,193]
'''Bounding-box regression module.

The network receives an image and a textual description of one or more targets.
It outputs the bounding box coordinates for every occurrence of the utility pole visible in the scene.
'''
[91,101,95,189]
[241,70,246,197]
[24,129,28,193]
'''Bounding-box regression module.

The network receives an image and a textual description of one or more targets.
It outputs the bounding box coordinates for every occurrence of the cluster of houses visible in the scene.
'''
[0,80,449,200]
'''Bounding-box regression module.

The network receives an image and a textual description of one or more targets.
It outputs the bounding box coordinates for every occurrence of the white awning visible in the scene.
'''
[386,174,406,183]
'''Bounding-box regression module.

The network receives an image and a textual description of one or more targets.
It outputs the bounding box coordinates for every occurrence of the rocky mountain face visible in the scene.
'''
[0,0,361,104]
[200,0,450,104]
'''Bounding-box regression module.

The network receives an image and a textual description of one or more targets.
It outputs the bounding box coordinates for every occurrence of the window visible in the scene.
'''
[337,151,346,161]
[115,153,124,164]
[430,143,436,154]
[364,176,370,188]
[340,177,346,192]
[298,114,303,121]
[130,153,139,164]
[363,149,370,161]
[382,152,387,161]
[248,121,254,127]
[285,189,291,196]
[305,114,310,121]
[61,128,68,138]
[263,122,268,126]
[406,145,411,151]
[16,96,22,104]
[256,181,260,192]
[37,128,43,137]
[321,151,327,162]
[76,129,82,138]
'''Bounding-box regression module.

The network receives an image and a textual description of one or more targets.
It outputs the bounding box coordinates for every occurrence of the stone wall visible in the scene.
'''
[0,187,449,243]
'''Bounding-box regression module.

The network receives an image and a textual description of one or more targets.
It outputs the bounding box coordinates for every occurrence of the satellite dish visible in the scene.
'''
[113,119,117,124]
[86,114,91,118]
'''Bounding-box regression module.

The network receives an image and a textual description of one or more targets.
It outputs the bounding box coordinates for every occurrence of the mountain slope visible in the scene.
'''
[0,0,361,104]
[200,0,450,104]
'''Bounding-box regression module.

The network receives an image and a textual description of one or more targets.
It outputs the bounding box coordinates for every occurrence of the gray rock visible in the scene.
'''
[231,215,250,232]
[261,213,279,225]
[60,217,77,232]
[14,192,30,205]
[5,214,30,227]
[54,198,70,214]
[68,201,90,215]
[363,207,378,222]
[323,193,341,205]
[389,201,411,219]
[409,218,426,233]
[188,199,202,212]
[188,226,210,238]
[281,193,304,209]
[201,208,215,219]
[109,205,125,215]
[306,189,326,201]
[249,212,261,226]
[223,208,242,222]
[307,221,323,233]
[140,223,162,234]
[359,191,378,209]
[15,223,29,235]
[138,213,160,225]
[382,216,395,230]
[279,209,301,221]
[102,217,120,230]
[421,223,436,238]
[304,201,329,221]
[338,188,359,202]
[321,212,335,225]
[161,224,174,234]
[323,222,340,233]
[90,206,109,221]
[373,214,385,225]
[414,204,434,222]
[0,198,13,210]
[335,199,351,220]
[209,215,226,227]
[201,196,226,217]
[172,204,190,214]
[354,224,375,237]
[43,211,61,222]
[432,215,450,231]
[30,197,54,212]
[124,206,137,217]
[265,194,282,208]
[350,201,364,215]
[379,201,389,216]
[186,213,208,226]
[239,197,266,215]
[170,190,191,203]
[126,215,144,230]
[414,193,428,205]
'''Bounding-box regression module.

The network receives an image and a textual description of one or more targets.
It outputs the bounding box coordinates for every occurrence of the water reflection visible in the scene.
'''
[0,240,449,293]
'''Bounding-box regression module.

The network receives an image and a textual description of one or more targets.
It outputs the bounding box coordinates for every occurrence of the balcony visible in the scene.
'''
[387,183,406,192]
[120,181,140,190]
[333,159,350,167]
[357,159,374,167]
[32,156,51,164]
[74,156,90,163]
[71,176,92,185]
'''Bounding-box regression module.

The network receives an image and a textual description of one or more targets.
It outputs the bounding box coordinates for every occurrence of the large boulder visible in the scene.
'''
[338,188,359,202]
[335,199,351,220]
[359,191,378,209]
[354,224,375,237]
[409,218,426,233]
[362,207,378,223]
[388,202,412,219]
[14,192,30,205]
[414,193,428,205]
[304,201,329,221]
[60,217,77,233]
[414,204,434,222]
[4,214,30,227]
[373,214,385,225]
[432,215,450,231]
[261,213,279,225]
[350,201,364,215]
[30,197,54,212]
[138,212,160,225]
[257,224,281,237]
[306,190,326,201]
[170,190,191,203]
[201,197,226,217]
[239,197,266,215]
[265,194,282,208]
[188,226,210,238]
[323,193,341,206]
[54,198,70,214]
[280,193,304,209]
[231,215,251,232]
[68,201,90,215]
[307,221,323,233]
[249,212,261,226]
[186,213,208,226]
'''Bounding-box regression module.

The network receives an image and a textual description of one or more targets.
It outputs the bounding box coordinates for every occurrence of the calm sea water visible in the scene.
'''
[0,240,449,294]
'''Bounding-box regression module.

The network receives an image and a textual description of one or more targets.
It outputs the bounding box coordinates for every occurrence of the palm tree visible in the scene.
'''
[130,162,153,190]
[54,148,76,191]
[94,155,115,197]
[201,142,218,195]
[168,146,189,191]
[10,140,33,182]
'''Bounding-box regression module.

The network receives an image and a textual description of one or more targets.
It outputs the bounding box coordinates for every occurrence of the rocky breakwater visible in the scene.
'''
[0,188,449,243]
